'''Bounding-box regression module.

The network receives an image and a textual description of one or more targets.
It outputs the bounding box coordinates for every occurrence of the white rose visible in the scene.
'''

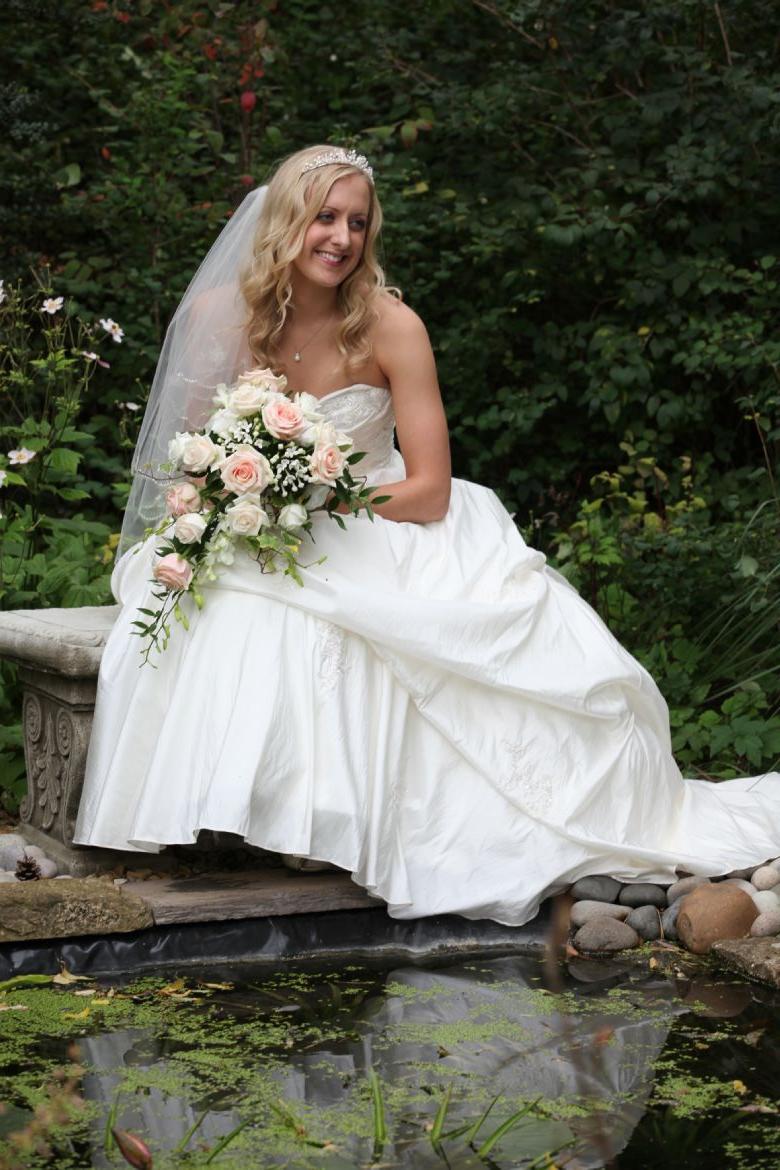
[295,391,324,420]
[237,366,288,393]
[224,495,270,536]
[208,408,240,439]
[304,484,331,509]
[277,503,309,529]
[173,512,208,544]
[229,383,272,417]
[172,433,223,474]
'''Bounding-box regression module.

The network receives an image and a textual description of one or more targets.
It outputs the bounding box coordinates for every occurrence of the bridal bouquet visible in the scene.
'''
[133,367,383,661]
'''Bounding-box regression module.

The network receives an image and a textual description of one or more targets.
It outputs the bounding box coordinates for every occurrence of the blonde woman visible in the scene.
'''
[75,145,780,925]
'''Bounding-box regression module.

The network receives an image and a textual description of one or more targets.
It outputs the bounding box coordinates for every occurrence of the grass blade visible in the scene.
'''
[368,1068,387,1148]
[477,1098,541,1157]
[103,1094,119,1155]
[430,1084,452,1145]
[464,1093,499,1144]
[204,1119,250,1163]
[173,1109,207,1153]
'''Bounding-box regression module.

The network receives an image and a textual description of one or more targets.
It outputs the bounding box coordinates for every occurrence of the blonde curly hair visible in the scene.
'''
[240,145,391,372]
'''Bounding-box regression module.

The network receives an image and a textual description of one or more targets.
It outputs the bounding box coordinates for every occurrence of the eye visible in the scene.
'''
[349,218,367,232]
[316,211,334,222]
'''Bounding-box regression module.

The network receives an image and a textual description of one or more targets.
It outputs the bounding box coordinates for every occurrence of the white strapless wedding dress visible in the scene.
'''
[74,385,780,924]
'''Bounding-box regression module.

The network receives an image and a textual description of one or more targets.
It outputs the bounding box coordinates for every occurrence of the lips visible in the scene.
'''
[315,250,348,268]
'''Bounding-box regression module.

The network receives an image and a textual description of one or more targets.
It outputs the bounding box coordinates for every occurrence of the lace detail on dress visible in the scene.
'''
[319,385,398,482]
[499,738,556,818]
[316,619,348,697]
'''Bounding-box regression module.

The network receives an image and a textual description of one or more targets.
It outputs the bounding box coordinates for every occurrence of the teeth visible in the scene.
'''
[316,251,345,262]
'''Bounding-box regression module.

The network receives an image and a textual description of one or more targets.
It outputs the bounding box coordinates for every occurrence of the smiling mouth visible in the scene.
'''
[315,250,348,267]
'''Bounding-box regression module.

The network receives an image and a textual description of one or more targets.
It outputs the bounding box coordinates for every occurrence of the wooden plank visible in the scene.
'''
[120,868,382,926]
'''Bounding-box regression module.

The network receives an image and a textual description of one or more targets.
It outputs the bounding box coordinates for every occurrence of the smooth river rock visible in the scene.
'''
[570,900,630,928]
[0,878,153,942]
[750,910,780,938]
[573,918,640,954]
[751,866,780,891]
[677,884,758,955]
[618,883,667,909]
[750,889,780,915]
[661,900,682,941]
[625,905,662,941]
[712,937,780,989]
[0,838,27,871]
[569,876,623,904]
[667,875,711,905]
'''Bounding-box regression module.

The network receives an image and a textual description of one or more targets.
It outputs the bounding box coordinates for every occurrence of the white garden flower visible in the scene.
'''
[0,280,6,305]
[42,297,64,314]
[8,447,37,465]
[100,317,125,343]
[81,350,111,369]
[277,502,308,529]
[207,407,240,438]
[0,470,7,487]
[173,512,208,544]
[168,432,223,474]
[223,495,270,537]
[118,401,141,411]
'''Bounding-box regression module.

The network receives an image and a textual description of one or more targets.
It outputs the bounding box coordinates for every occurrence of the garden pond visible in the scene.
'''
[0,944,778,1169]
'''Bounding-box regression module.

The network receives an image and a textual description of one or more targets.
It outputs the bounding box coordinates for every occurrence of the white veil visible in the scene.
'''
[119,186,268,555]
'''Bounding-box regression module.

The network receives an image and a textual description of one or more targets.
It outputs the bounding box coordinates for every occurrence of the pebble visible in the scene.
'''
[573,918,640,953]
[618,883,667,909]
[0,872,18,883]
[569,875,623,904]
[37,859,58,879]
[750,910,780,938]
[750,889,780,915]
[570,900,630,928]
[751,866,780,891]
[625,905,662,940]
[677,884,758,954]
[0,841,27,870]
[667,875,711,905]
[723,878,756,897]
[22,845,48,862]
[661,900,682,941]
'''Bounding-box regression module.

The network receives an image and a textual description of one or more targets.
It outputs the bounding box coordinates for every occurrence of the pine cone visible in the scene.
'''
[15,853,42,881]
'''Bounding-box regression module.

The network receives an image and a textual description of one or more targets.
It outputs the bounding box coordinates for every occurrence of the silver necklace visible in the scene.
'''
[290,313,336,363]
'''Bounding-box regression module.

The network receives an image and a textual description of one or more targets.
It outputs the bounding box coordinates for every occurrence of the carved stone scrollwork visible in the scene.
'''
[18,676,90,846]
[20,694,72,832]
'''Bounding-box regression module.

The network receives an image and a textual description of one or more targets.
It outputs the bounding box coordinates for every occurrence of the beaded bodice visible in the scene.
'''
[316,384,402,483]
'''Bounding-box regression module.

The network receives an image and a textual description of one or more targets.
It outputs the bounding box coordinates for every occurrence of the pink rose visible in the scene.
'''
[153,552,193,592]
[219,444,274,495]
[261,397,305,440]
[165,482,202,517]
[309,442,347,486]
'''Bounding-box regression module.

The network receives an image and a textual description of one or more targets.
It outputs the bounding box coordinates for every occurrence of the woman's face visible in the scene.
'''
[293,173,371,290]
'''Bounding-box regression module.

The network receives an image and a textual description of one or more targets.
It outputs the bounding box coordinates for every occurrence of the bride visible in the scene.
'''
[74,144,780,925]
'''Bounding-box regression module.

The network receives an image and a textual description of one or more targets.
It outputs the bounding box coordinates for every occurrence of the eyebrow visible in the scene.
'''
[320,204,369,216]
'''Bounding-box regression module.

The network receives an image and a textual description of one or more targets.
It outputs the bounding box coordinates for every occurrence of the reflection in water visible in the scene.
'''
[75,954,758,1169]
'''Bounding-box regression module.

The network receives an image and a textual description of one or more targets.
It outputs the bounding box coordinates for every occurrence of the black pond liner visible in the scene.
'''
[0,904,552,979]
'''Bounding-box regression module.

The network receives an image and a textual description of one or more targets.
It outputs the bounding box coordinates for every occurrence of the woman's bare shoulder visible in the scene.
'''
[373,291,430,344]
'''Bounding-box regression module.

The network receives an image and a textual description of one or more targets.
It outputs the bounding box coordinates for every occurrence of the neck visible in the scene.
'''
[288,272,340,322]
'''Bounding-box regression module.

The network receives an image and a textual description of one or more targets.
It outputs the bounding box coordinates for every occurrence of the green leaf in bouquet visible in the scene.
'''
[347,450,366,464]
[370,495,391,505]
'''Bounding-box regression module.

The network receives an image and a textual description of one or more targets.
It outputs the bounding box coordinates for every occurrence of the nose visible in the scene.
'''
[328,215,350,250]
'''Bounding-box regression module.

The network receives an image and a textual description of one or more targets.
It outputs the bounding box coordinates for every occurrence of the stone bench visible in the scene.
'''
[0,606,120,872]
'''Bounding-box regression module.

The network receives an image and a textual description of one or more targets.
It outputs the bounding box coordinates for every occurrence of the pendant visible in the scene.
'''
[293,351,301,362]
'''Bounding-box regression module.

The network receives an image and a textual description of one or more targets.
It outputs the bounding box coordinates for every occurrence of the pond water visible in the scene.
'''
[0,950,778,1169]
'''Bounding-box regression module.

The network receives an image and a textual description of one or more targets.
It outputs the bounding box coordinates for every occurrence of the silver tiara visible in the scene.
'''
[301,148,374,181]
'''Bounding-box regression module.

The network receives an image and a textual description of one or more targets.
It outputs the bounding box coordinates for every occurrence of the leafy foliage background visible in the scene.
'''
[1,0,779,803]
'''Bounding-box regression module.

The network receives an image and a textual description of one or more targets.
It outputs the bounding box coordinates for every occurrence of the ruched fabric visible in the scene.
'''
[74,386,780,925]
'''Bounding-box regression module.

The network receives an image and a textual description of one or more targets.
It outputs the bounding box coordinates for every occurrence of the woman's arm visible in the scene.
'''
[368,297,451,523]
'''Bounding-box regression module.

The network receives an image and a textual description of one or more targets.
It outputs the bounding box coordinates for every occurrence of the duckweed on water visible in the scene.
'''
[0,954,778,1168]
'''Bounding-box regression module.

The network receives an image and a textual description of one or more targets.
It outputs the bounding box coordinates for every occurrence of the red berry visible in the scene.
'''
[240,91,257,113]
